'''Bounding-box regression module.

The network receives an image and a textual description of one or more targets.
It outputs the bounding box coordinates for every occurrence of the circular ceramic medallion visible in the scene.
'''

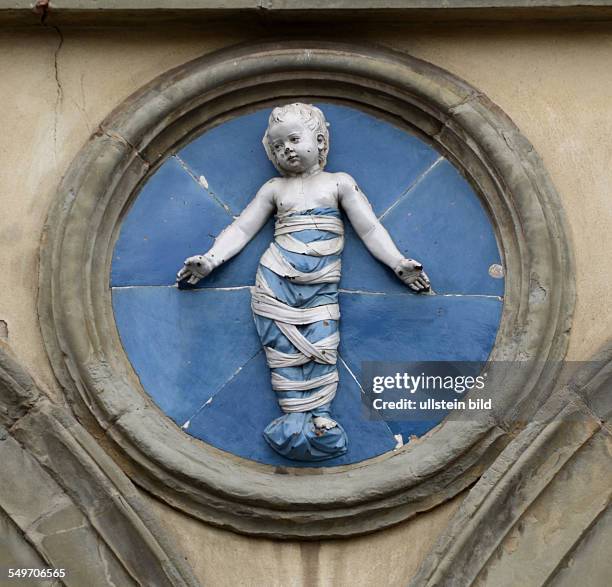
[40,43,573,537]
[111,103,503,467]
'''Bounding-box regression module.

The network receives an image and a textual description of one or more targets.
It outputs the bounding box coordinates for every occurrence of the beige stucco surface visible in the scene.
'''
[0,21,610,583]
[145,489,464,587]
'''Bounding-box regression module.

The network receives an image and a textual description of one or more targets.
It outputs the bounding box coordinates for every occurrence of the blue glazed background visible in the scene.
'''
[111,103,504,467]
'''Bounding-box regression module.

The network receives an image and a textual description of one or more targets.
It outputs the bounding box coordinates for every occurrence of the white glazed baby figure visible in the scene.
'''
[177,105,430,290]
[177,103,430,461]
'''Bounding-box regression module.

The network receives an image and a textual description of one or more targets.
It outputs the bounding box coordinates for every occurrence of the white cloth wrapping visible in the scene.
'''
[251,212,344,415]
[275,233,344,256]
[264,330,339,367]
[251,283,340,325]
[259,243,342,284]
[273,214,344,237]
[276,383,338,413]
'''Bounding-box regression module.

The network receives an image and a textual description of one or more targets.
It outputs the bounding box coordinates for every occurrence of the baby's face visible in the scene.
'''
[268,113,321,175]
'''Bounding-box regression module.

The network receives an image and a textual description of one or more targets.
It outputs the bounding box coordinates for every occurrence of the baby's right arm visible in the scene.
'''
[177,180,276,285]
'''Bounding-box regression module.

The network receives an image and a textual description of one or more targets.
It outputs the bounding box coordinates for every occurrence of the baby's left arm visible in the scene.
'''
[337,172,430,292]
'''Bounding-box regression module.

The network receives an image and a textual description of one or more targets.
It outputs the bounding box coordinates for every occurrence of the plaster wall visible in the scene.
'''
[0,21,610,584]
[145,491,464,587]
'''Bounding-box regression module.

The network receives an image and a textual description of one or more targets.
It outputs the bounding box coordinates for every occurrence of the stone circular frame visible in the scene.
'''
[39,42,574,538]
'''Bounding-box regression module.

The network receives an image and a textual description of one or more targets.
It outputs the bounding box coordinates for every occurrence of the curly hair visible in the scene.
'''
[262,103,330,174]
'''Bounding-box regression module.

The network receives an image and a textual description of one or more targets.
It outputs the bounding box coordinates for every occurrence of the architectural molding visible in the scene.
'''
[0,341,199,587]
[411,340,612,586]
[4,1,612,26]
[39,41,575,537]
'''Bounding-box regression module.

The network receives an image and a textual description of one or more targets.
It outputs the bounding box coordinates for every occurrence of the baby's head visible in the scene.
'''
[262,103,330,175]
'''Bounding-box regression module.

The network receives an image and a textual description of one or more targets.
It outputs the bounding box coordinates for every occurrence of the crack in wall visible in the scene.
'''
[51,26,64,162]
[182,348,264,428]
[101,129,148,167]
[36,1,64,162]
[447,91,483,115]
[338,353,400,442]
[6,395,47,437]
[96,536,120,587]
[23,494,70,536]
[175,155,235,217]
[338,288,501,300]
[111,284,253,291]
[68,72,94,135]
[377,156,444,222]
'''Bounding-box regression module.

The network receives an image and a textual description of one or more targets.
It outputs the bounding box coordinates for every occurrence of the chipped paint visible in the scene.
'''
[489,263,505,278]
[174,155,234,216]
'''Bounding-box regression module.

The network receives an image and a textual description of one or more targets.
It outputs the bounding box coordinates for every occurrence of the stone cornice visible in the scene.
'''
[3,0,612,26]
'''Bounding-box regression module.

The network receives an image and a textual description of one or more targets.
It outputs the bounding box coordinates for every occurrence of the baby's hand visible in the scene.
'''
[394,258,431,293]
[176,254,214,285]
